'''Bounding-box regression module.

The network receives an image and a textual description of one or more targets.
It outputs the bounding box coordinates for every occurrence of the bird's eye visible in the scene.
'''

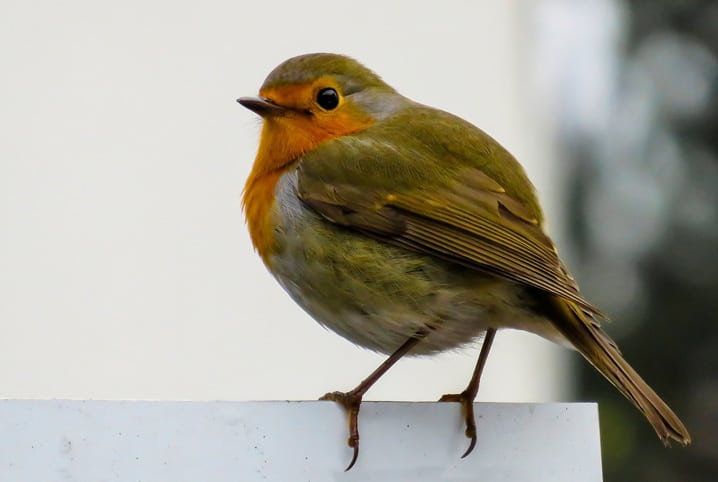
[316,88,340,110]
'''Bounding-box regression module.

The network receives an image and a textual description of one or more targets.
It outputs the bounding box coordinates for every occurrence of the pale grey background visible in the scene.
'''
[0,1,571,402]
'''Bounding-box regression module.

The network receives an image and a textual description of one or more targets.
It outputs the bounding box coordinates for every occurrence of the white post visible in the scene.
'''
[0,400,602,481]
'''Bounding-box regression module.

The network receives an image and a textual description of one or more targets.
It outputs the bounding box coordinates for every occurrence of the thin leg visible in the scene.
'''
[439,328,497,458]
[321,329,428,471]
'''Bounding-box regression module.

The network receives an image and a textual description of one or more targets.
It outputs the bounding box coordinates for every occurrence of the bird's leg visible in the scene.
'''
[321,329,428,471]
[439,328,497,458]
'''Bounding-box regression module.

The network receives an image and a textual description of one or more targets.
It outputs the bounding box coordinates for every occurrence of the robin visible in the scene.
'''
[237,53,690,470]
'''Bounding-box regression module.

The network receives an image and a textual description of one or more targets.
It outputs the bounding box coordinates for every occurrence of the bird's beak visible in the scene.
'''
[237,96,288,117]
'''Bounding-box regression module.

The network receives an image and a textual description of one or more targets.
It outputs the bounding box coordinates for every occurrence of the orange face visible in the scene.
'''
[253,78,375,175]
[242,79,375,261]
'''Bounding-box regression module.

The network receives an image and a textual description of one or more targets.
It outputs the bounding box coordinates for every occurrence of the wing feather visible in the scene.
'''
[296,110,603,317]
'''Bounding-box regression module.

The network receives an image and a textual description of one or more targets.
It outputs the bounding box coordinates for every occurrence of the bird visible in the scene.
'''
[237,52,691,470]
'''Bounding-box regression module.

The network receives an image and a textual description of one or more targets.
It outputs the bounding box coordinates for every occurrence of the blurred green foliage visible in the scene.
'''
[567,1,718,480]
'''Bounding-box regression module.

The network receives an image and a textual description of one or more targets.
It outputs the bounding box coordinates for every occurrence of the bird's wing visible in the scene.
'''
[296,117,603,317]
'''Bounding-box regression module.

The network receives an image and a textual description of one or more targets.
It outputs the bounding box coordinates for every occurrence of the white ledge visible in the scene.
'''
[0,400,602,481]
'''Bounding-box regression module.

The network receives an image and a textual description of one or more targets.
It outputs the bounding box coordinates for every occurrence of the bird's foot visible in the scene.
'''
[320,390,363,471]
[439,390,477,458]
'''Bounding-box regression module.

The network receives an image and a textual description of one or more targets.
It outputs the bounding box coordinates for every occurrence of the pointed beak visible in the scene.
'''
[237,96,288,117]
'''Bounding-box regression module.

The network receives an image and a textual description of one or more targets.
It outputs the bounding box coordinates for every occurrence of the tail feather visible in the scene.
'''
[550,297,691,446]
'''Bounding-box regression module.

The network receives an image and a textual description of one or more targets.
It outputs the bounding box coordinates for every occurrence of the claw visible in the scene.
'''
[320,390,363,471]
[461,432,477,459]
[345,443,359,472]
[439,390,478,458]
[439,328,495,460]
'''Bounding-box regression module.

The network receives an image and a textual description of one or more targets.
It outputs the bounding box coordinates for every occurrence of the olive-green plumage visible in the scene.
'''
[239,53,691,461]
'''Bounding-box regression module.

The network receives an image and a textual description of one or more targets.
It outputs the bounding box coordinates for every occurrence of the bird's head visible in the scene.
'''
[238,53,407,173]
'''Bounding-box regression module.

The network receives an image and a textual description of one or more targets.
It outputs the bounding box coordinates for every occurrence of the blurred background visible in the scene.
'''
[0,0,715,480]
[533,1,717,480]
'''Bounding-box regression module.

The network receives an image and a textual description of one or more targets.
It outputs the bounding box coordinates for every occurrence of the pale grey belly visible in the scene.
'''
[266,171,560,355]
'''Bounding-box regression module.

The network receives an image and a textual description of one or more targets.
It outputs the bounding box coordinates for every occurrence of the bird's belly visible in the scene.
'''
[265,171,554,355]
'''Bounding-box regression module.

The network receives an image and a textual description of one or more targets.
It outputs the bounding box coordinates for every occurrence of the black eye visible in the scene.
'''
[316,88,339,110]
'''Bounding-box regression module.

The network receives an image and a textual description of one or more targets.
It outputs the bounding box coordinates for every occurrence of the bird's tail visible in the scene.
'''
[549,296,691,446]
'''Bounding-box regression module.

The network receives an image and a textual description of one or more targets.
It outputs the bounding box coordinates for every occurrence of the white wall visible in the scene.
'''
[0,0,568,402]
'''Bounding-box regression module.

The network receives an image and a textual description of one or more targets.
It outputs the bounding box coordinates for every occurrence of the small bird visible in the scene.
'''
[237,53,690,470]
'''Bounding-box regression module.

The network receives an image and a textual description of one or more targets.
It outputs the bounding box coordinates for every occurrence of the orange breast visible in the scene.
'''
[242,94,374,264]
[243,168,282,262]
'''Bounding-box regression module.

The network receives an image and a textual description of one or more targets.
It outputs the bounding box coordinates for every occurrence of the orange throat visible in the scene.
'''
[242,116,334,263]
[242,98,375,264]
